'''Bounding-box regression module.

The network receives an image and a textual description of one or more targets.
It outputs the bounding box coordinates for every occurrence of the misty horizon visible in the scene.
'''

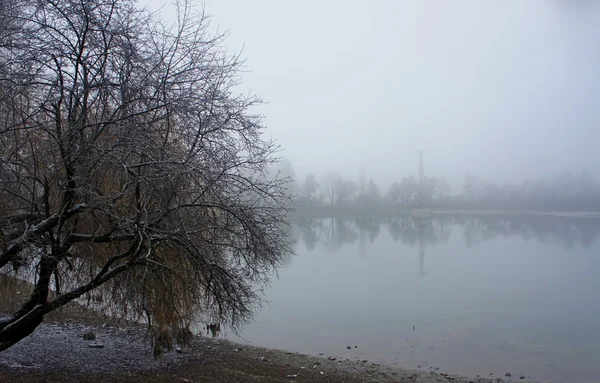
[278,157,600,193]
[144,0,600,192]
[183,0,600,189]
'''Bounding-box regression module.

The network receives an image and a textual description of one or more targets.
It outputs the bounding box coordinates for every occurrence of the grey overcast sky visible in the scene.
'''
[146,0,600,188]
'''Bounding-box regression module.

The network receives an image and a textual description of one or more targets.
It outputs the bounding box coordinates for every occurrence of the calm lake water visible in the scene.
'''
[228,214,600,383]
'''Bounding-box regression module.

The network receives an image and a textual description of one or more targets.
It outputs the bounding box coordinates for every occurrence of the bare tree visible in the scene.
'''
[0,0,291,353]
[323,172,341,207]
[336,179,358,207]
[388,182,403,208]
[299,173,320,207]
[436,177,451,204]
[463,173,481,204]
[399,176,418,207]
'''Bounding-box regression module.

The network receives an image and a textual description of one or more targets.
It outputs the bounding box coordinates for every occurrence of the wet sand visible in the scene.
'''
[0,321,535,383]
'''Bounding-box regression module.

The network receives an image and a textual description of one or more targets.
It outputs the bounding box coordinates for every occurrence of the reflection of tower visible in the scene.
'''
[419,238,425,276]
[416,218,426,276]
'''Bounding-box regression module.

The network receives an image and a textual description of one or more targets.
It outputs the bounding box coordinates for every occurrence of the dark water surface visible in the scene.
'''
[228,215,600,383]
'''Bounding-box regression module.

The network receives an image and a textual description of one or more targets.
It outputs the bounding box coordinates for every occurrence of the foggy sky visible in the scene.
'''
[147,0,600,189]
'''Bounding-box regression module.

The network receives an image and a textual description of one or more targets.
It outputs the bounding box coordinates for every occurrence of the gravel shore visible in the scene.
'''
[0,321,535,383]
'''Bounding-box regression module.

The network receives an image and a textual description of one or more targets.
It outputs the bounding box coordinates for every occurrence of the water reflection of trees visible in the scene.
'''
[293,216,448,252]
[387,215,452,248]
[292,216,375,253]
[456,215,600,250]
[293,215,600,251]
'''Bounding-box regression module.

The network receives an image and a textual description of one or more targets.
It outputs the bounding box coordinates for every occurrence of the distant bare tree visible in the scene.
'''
[463,174,481,204]
[323,172,341,207]
[321,173,357,208]
[436,177,451,204]
[388,182,403,208]
[399,176,418,207]
[363,179,380,208]
[336,179,358,207]
[0,0,291,353]
[299,173,320,207]
[422,176,438,205]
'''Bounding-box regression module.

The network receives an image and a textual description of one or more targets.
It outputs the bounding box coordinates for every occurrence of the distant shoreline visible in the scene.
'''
[429,209,600,218]
[290,207,600,219]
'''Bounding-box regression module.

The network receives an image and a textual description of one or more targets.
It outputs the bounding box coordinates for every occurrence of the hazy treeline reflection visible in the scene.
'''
[292,215,600,252]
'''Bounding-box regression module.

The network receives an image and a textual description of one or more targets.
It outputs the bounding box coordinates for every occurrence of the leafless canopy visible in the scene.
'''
[0,0,292,352]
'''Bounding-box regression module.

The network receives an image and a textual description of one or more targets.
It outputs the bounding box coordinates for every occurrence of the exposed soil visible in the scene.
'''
[0,321,532,383]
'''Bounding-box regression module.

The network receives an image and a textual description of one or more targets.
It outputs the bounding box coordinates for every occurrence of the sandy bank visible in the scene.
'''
[0,322,536,383]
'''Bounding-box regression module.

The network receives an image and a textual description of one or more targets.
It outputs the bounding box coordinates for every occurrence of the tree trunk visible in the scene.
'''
[0,310,45,352]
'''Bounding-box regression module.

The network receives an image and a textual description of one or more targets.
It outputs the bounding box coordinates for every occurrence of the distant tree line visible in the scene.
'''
[274,160,600,212]
[458,171,600,210]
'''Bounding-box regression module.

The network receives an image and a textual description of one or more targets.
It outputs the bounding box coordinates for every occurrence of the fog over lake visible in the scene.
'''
[229,215,600,383]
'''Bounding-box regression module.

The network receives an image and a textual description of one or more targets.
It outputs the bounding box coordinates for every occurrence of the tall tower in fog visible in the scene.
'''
[418,150,425,186]
[417,150,426,207]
